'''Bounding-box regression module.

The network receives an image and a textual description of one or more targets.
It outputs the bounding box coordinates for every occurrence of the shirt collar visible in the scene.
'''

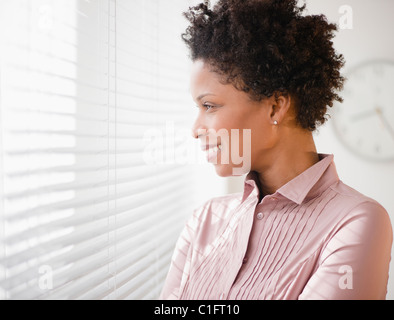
[242,154,339,205]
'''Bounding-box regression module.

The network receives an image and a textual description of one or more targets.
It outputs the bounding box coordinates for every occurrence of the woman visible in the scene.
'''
[160,0,392,300]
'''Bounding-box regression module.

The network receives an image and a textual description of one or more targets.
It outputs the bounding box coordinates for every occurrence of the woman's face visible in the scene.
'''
[190,60,278,177]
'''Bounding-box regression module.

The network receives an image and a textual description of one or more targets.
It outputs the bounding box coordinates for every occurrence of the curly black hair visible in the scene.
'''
[182,0,345,131]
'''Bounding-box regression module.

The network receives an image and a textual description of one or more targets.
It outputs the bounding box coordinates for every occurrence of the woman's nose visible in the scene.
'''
[191,114,206,139]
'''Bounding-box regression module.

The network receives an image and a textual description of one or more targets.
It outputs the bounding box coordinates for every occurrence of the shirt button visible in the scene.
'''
[256,212,263,220]
[271,197,277,201]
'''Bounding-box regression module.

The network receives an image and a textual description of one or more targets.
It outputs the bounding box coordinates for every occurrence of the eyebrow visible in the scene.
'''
[196,93,216,101]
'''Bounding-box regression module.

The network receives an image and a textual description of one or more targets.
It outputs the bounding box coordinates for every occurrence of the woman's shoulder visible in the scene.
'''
[330,180,388,215]
[327,180,392,240]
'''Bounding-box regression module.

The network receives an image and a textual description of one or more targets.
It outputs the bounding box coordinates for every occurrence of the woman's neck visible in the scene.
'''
[255,129,319,198]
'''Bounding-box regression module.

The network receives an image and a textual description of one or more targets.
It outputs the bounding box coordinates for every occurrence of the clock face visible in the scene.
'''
[332,60,394,162]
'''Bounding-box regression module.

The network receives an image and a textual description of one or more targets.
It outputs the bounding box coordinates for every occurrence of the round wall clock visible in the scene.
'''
[332,60,394,162]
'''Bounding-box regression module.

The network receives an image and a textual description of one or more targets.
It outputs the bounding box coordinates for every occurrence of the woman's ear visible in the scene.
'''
[269,93,292,126]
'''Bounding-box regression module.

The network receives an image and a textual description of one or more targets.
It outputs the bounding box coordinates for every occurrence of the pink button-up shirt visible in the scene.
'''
[160,154,392,300]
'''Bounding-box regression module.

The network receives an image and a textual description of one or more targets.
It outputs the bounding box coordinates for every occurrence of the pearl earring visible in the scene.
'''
[273,120,278,125]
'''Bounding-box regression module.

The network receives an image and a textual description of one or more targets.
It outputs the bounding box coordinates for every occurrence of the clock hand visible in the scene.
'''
[375,107,394,142]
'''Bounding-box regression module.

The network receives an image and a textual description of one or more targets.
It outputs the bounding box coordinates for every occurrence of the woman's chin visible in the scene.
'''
[211,163,230,177]
[213,163,248,177]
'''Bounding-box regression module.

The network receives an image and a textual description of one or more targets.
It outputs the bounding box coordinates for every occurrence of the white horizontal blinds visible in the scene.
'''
[0,0,197,300]
[0,0,81,300]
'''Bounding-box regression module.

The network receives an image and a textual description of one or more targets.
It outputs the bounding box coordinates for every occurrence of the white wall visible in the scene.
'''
[226,0,394,299]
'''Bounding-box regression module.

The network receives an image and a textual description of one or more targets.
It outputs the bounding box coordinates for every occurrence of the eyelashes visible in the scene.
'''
[195,102,220,112]
[203,103,214,111]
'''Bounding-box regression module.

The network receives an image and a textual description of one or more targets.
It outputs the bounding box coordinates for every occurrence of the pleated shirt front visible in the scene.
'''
[160,154,392,300]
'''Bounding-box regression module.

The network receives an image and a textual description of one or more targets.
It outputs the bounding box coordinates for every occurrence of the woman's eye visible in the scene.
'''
[195,103,217,112]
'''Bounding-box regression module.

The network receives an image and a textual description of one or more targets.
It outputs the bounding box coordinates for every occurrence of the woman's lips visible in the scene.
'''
[202,144,222,163]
